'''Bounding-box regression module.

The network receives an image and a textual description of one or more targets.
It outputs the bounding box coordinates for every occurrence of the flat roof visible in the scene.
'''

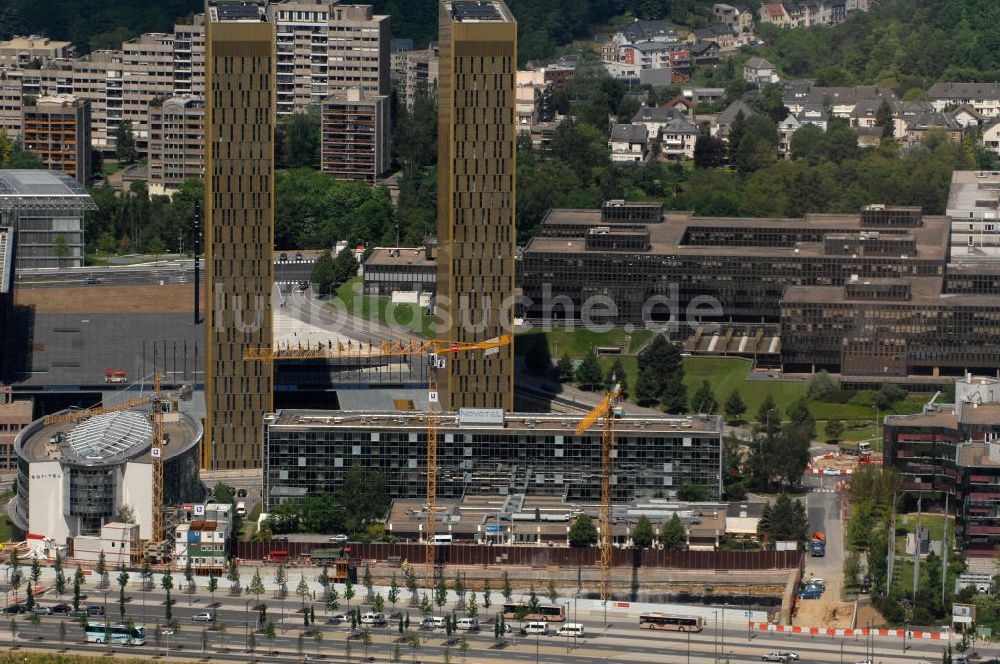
[448,0,514,22]
[527,210,950,260]
[208,1,267,22]
[946,170,1000,219]
[363,247,434,268]
[781,277,999,307]
[269,409,723,434]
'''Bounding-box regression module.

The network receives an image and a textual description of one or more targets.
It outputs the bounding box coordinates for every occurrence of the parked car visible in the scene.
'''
[419,617,436,630]
[326,614,347,625]
[279,252,288,261]
[51,603,72,614]
[361,612,386,626]
[3,604,26,614]
[762,653,797,662]
[328,534,348,543]
[823,467,841,476]
[295,252,304,261]
[804,578,825,588]
[192,612,213,622]
[32,606,52,615]
[161,628,174,636]
[86,605,105,616]
[800,587,823,600]
[521,621,548,636]
[84,274,99,285]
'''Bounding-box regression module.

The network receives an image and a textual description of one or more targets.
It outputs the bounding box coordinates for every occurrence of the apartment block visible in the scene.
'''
[402,46,439,108]
[320,88,390,183]
[121,33,177,140]
[21,95,92,185]
[147,95,206,194]
[203,0,275,470]
[436,0,517,411]
[268,1,390,114]
[0,36,73,69]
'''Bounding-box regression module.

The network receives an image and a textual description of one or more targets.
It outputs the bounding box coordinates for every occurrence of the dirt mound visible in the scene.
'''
[16,284,202,313]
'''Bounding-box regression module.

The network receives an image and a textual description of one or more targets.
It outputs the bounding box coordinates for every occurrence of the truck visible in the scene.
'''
[235,502,246,517]
[838,441,872,456]
[809,532,826,557]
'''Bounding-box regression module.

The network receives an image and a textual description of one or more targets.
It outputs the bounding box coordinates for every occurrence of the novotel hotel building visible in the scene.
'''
[262,409,723,509]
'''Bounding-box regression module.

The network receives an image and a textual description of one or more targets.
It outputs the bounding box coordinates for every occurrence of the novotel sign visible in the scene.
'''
[458,408,505,427]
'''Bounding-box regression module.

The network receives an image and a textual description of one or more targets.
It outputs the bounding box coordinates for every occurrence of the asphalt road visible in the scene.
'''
[5,587,968,664]
[16,260,314,289]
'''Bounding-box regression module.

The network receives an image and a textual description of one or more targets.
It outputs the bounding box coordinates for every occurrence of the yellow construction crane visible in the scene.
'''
[575,382,621,602]
[245,334,512,584]
[41,375,168,547]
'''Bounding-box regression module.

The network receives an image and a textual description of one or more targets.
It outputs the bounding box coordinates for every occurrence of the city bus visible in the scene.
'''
[83,622,147,645]
[502,602,566,622]
[638,613,704,632]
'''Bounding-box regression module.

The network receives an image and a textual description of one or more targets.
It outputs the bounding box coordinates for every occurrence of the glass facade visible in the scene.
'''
[264,412,722,508]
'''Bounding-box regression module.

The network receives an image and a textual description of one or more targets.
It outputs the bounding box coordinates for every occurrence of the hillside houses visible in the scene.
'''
[928,83,1000,119]
[758,0,870,28]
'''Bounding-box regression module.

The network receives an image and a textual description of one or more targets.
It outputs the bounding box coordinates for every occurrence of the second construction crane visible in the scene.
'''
[245,334,512,583]
[575,381,621,602]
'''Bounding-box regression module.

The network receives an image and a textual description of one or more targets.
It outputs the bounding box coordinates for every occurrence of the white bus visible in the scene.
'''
[83,623,146,645]
[432,534,453,545]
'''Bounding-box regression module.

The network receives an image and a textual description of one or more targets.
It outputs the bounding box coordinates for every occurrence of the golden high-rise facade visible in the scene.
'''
[203,0,275,469]
[436,0,517,411]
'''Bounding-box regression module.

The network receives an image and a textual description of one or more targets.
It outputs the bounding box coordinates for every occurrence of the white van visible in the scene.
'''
[456,617,479,631]
[432,616,446,629]
[235,502,246,517]
[557,623,584,637]
[521,621,548,636]
[361,612,386,626]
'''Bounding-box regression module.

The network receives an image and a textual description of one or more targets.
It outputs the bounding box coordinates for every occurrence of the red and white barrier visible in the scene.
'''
[749,621,946,640]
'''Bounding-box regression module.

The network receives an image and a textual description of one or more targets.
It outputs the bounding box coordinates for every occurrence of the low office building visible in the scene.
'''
[884,375,1000,556]
[361,244,436,302]
[0,169,94,270]
[11,402,202,546]
[0,395,32,472]
[263,409,724,509]
[21,95,92,185]
[147,95,205,194]
[520,200,1000,383]
[174,503,231,571]
[320,89,391,183]
[947,170,1000,263]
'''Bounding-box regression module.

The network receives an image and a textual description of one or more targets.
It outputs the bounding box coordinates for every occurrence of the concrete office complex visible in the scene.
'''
[362,245,436,300]
[521,200,1000,384]
[0,1,389,151]
[21,95,92,185]
[147,94,206,193]
[884,375,1000,556]
[203,0,275,470]
[436,0,517,411]
[0,396,32,472]
[320,88,390,182]
[0,169,94,270]
[11,405,201,545]
[263,410,724,509]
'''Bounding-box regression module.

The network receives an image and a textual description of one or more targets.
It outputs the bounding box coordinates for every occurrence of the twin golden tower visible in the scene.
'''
[202,0,517,469]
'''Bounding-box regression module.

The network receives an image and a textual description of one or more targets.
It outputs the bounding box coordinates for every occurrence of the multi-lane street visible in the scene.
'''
[3,582,968,664]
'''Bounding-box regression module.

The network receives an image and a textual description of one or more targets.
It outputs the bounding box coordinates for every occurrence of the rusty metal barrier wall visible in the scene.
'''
[234,541,802,570]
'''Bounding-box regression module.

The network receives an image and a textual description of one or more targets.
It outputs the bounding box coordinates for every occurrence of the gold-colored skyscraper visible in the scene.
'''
[436,0,517,411]
[203,0,275,469]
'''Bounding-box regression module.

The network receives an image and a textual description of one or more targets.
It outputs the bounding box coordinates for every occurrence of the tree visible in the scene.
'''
[96,551,108,589]
[690,380,717,414]
[481,579,492,616]
[435,577,448,615]
[876,383,906,410]
[694,135,728,168]
[660,514,687,550]
[54,550,66,599]
[466,591,478,618]
[25,581,34,612]
[265,621,276,655]
[30,557,41,586]
[72,566,84,612]
[843,552,862,588]
[388,575,400,611]
[554,353,574,383]
[278,106,321,169]
[115,120,138,164]
[568,514,598,547]
[825,419,845,442]
[344,578,356,611]
[207,572,218,610]
[756,395,781,435]
[724,391,747,423]
[0,128,12,167]
[161,568,174,622]
[874,97,895,139]
[501,572,512,603]
[326,587,340,614]
[313,629,324,658]
[806,370,838,400]
[117,565,129,620]
[419,593,432,617]
[363,564,375,603]
[184,555,195,593]
[226,558,241,596]
[634,366,660,407]
[677,483,708,501]
[296,574,310,612]
[660,379,688,414]
[632,515,655,548]
[574,349,604,391]
[276,563,288,598]
[362,627,373,660]
[789,124,827,165]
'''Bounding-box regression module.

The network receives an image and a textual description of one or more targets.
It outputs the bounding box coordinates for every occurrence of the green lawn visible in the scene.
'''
[0,513,13,541]
[97,160,122,178]
[331,277,434,337]
[515,327,654,358]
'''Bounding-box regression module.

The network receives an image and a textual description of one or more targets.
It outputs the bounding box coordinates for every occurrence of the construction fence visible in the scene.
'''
[234,541,802,571]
